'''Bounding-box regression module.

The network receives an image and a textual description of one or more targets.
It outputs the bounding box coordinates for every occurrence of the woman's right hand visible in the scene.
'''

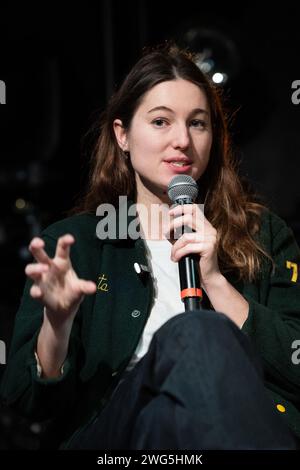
[25,234,96,327]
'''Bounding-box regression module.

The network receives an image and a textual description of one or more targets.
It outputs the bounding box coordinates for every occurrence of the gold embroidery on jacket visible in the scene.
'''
[97,274,109,292]
[286,261,298,282]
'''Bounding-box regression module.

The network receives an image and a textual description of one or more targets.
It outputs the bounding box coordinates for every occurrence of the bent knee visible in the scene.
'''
[155,309,240,346]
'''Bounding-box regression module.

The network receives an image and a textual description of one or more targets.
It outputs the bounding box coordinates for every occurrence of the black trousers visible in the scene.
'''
[68,310,297,450]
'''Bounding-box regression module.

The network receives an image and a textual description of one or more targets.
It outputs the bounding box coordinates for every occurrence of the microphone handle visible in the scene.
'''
[178,253,202,312]
[174,199,202,311]
[184,296,201,311]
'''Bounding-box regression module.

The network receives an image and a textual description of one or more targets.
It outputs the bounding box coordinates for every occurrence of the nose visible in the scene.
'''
[171,123,190,150]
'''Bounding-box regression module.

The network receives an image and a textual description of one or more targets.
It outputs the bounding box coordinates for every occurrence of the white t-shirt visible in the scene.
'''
[126,239,184,372]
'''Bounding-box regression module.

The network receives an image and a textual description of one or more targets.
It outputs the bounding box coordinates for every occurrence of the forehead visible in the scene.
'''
[137,79,209,112]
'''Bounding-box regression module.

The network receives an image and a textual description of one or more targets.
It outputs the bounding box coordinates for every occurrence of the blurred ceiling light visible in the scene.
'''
[15,198,26,210]
[181,27,240,85]
[212,72,227,84]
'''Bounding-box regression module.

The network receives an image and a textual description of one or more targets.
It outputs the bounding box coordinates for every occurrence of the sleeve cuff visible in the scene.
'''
[34,351,66,381]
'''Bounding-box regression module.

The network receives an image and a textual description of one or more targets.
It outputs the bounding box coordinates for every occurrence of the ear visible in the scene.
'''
[113,119,129,151]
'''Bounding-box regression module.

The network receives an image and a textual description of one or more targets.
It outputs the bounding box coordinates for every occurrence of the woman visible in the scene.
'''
[1,44,299,449]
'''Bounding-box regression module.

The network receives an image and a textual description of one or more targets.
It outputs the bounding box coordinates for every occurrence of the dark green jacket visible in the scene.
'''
[1,207,300,447]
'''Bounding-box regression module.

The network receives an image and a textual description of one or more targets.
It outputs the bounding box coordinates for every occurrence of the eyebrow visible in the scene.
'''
[147,106,209,116]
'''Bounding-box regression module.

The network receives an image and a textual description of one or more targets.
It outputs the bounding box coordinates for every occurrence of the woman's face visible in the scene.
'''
[114,78,213,202]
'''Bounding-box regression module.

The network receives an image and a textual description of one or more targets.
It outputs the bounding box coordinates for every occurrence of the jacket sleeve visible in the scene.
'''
[0,233,82,421]
[241,214,300,400]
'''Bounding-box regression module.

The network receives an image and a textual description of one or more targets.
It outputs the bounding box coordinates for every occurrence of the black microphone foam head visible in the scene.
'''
[167,175,198,203]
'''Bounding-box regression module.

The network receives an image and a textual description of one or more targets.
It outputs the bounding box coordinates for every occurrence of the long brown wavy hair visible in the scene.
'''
[72,44,272,282]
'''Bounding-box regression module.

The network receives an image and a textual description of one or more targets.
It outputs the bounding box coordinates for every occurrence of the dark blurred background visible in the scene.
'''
[0,0,299,448]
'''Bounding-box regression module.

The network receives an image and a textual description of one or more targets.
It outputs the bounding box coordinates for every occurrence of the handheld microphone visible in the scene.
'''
[167,175,202,311]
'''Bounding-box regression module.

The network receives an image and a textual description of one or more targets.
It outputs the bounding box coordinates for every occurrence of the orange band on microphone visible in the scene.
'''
[181,288,202,299]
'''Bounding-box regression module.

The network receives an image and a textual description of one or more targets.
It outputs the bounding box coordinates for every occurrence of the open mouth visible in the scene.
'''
[169,162,189,167]
[164,161,192,171]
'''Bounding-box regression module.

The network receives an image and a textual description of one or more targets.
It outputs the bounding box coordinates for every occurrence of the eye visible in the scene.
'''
[151,118,168,128]
[190,119,207,129]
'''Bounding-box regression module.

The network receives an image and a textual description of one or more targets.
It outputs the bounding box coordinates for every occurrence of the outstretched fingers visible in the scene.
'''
[55,234,75,260]
[25,263,49,282]
[30,284,43,299]
[78,280,97,295]
[29,238,51,265]
[26,234,96,307]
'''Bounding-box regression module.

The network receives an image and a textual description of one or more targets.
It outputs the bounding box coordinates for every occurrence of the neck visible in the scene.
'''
[136,179,171,240]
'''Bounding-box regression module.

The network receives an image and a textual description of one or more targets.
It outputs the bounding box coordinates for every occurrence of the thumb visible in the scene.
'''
[78,280,97,295]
